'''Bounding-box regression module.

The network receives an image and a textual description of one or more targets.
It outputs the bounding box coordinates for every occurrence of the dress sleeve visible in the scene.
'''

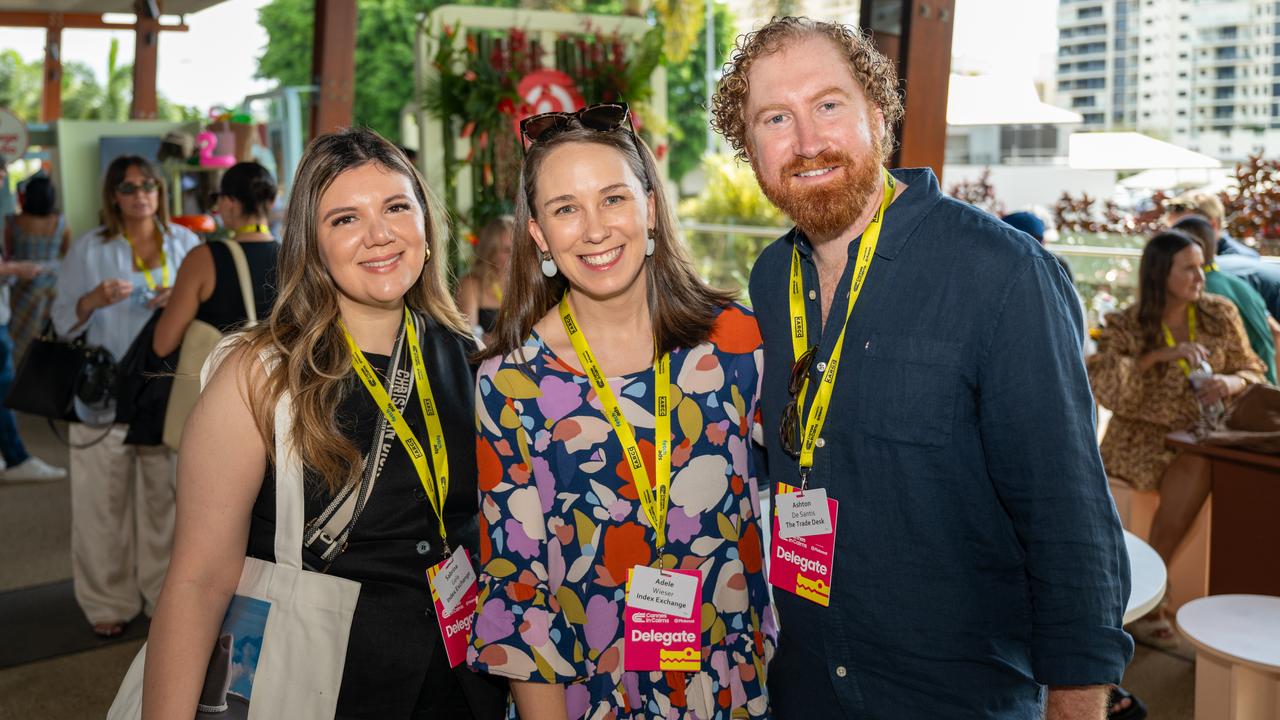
[1216,301,1267,385]
[1086,311,1193,427]
[743,343,778,667]
[467,357,588,684]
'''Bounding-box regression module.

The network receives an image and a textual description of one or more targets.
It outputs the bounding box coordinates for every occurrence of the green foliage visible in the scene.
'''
[257,0,525,144]
[0,41,199,124]
[665,0,734,182]
[678,153,783,226]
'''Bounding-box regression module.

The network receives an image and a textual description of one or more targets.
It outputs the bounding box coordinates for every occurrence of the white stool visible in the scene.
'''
[1177,594,1280,720]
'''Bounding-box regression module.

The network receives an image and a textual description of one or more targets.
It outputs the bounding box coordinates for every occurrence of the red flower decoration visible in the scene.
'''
[463,70,477,82]
[466,233,479,246]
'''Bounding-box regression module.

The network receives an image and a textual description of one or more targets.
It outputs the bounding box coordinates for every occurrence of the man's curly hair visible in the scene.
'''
[710,17,904,163]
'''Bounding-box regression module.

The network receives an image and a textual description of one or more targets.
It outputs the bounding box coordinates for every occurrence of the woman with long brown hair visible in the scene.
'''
[467,104,775,719]
[142,128,505,718]
[52,155,200,636]
[456,214,514,344]
[1089,229,1264,643]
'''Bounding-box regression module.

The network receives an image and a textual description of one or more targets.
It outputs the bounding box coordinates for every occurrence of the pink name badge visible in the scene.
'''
[769,482,838,607]
[426,548,479,668]
[623,567,703,672]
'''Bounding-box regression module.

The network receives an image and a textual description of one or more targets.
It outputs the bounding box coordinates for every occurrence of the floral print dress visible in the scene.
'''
[468,304,777,720]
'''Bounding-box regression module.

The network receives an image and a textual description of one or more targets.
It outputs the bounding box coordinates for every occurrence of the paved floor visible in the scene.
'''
[0,414,1196,719]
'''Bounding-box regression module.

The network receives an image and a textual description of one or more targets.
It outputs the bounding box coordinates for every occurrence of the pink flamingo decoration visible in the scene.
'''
[196,130,235,168]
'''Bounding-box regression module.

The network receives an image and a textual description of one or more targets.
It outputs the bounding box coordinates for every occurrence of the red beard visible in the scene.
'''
[755,148,882,241]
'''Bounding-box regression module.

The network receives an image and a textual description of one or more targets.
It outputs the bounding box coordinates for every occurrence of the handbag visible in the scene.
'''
[107,338,361,719]
[5,320,117,427]
[1198,383,1280,454]
[162,241,257,450]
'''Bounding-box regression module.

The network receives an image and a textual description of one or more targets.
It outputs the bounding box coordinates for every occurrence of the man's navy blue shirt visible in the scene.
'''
[750,168,1133,718]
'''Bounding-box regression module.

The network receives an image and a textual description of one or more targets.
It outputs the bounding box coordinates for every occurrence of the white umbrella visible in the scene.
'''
[1069,132,1221,170]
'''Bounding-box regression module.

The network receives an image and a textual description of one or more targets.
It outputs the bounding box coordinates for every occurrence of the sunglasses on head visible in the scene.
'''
[117,180,158,195]
[519,103,634,150]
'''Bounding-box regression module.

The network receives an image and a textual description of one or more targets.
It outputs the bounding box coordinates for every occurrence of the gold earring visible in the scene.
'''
[424,244,432,261]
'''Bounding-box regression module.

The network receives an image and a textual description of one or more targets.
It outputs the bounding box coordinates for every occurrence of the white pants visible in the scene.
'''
[69,423,176,624]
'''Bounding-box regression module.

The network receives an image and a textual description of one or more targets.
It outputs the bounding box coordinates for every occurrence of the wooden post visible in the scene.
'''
[311,0,357,138]
[861,0,955,180]
[131,0,161,119]
[42,25,62,122]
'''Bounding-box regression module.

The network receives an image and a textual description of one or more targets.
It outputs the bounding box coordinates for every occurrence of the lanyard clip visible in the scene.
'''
[798,467,811,495]
[656,544,669,575]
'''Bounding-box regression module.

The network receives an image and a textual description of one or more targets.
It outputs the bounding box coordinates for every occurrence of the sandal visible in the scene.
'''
[1129,614,1180,650]
[92,621,126,638]
[1108,686,1148,720]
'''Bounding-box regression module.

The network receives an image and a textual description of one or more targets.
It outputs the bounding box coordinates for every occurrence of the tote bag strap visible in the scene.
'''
[273,390,305,570]
[200,335,304,569]
[221,240,258,326]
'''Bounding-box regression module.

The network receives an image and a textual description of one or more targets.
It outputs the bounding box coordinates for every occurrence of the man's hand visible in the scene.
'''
[1045,685,1108,720]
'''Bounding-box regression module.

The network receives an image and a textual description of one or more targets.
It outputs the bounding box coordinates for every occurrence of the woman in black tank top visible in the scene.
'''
[153,162,280,356]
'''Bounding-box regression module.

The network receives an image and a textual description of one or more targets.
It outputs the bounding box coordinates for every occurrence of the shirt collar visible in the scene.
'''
[788,167,941,261]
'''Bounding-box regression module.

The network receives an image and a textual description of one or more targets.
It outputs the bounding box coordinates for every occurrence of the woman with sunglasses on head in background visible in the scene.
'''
[152,162,280,357]
[52,155,200,637]
[143,129,506,719]
[467,104,776,719]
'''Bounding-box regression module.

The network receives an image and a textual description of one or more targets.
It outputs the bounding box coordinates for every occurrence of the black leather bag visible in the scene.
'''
[5,323,117,423]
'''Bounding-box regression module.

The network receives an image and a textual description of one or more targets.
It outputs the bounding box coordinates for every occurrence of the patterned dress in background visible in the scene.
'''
[8,215,64,361]
[468,304,777,720]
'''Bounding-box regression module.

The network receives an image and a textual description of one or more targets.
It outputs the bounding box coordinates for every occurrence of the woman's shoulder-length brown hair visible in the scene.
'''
[479,126,736,362]
[235,126,468,495]
[98,155,170,240]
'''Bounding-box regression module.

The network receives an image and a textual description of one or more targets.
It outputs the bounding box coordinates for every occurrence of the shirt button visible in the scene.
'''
[835,665,847,678]
[816,361,827,373]
[816,437,826,448]
[416,541,431,555]
[413,487,426,501]
[808,290,817,300]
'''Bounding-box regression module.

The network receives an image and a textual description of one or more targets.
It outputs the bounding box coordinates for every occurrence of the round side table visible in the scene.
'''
[1177,594,1280,720]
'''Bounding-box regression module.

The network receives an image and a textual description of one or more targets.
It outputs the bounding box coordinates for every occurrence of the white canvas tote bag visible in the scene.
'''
[107,339,361,719]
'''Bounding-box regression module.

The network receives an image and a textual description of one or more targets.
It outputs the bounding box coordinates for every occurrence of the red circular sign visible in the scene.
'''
[0,108,30,161]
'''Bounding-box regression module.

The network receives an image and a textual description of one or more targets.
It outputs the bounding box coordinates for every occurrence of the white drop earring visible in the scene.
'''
[645,229,656,257]
[540,250,558,277]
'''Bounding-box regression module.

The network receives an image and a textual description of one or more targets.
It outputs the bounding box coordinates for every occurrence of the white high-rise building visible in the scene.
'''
[1055,0,1280,160]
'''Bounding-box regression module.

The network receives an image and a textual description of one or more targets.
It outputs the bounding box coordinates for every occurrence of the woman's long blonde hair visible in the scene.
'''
[237,128,467,493]
[468,215,515,289]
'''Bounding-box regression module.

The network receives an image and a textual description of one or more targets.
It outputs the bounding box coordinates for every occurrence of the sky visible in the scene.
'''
[0,0,1060,113]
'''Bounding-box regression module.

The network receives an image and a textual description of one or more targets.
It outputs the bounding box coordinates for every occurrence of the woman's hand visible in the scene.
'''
[146,286,174,310]
[1196,374,1245,406]
[93,278,135,309]
[1139,342,1208,372]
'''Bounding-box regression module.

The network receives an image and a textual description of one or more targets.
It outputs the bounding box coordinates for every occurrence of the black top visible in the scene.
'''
[194,240,279,332]
[245,318,505,719]
[477,308,498,334]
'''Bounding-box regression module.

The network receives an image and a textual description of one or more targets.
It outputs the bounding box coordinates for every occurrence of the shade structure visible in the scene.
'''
[947,73,1083,127]
[1069,132,1222,171]
[0,0,223,14]
[1117,167,1236,192]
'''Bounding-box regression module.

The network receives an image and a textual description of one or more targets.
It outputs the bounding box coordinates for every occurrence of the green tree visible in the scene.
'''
[666,0,734,183]
[256,0,522,143]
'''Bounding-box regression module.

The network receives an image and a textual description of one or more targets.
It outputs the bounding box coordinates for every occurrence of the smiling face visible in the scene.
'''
[742,37,885,240]
[1166,243,1206,305]
[527,141,655,303]
[315,163,427,313]
[113,165,161,222]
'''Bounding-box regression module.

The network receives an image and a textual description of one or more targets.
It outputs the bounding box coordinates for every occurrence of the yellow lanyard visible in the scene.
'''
[122,231,170,291]
[788,168,895,477]
[491,281,504,303]
[1204,263,1219,273]
[1161,304,1197,377]
[558,295,672,550]
[342,308,450,544]
[235,224,270,235]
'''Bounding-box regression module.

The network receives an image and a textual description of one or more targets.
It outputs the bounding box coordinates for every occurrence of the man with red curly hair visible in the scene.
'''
[712,17,1134,720]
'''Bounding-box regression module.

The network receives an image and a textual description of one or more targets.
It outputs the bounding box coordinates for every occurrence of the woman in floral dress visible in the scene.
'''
[467,105,776,719]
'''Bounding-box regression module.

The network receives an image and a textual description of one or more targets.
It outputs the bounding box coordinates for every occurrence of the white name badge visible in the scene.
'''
[626,565,699,619]
[775,488,834,539]
[429,548,477,615]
